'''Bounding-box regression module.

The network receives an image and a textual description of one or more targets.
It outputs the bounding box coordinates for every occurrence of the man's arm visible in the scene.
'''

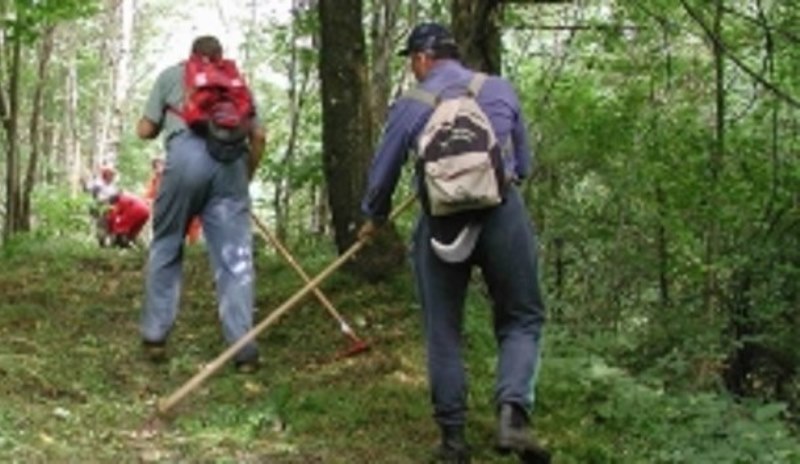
[138,67,171,141]
[358,99,428,241]
[361,99,428,221]
[247,124,267,180]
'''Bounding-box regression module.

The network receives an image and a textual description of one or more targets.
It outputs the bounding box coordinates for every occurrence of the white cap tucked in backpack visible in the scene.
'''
[430,222,482,263]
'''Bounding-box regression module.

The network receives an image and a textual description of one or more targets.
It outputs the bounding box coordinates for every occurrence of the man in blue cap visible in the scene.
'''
[359,22,549,464]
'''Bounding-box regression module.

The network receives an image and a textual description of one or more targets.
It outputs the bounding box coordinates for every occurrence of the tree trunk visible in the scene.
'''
[271,4,297,241]
[705,0,724,314]
[91,0,118,167]
[2,34,22,241]
[20,27,56,231]
[310,183,329,236]
[106,0,135,163]
[66,49,83,195]
[451,0,502,73]
[273,2,312,242]
[368,0,401,141]
[318,0,373,254]
[657,22,673,309]
[42,119,56,184]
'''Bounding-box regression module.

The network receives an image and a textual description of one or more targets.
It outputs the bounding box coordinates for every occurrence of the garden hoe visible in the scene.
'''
[250,212,369,358]
[153,195,416,419]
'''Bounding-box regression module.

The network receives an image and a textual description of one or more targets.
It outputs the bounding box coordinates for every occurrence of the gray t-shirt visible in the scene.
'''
[143,64,187,142]
[143,62,261,143]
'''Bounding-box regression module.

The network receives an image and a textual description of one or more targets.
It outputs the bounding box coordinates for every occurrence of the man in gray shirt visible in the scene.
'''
[359,23,549,464]
[136,35,266,373]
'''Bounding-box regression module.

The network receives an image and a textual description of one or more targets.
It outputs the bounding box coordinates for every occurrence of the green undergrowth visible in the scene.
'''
[0,236,798,463]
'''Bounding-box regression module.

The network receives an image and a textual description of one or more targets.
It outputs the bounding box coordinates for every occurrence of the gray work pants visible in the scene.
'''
[140,132,258,363]
[411,187,545,427]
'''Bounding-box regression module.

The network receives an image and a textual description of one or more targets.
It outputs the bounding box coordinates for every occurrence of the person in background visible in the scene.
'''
[84,164,121,247]
[106,192,151,248]
[358,23,549,464]
[135,35,266,372]
[85,164,120,204]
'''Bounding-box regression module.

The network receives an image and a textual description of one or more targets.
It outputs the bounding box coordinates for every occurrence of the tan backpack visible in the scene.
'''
[407,73,505,217]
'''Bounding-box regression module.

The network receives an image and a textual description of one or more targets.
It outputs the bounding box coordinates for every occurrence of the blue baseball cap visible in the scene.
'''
[398,22,457,56]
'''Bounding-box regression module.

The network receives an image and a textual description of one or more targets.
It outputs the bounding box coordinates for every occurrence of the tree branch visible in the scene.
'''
[721,5,800,46]
[508,24,643,32]
[679,0,800,109]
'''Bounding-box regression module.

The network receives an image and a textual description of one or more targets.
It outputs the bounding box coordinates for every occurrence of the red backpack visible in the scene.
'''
[179,53,254,144]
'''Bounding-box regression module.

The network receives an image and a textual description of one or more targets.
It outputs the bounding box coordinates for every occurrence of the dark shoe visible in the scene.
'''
[431,445,470,464]
[234,357,260,374]
[496,403,551,464]
[113,234,133,248]
[430,425,471,464]
[142,340,167,363]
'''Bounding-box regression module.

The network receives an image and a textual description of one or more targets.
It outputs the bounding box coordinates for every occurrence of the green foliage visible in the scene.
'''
[6,0,99,42]
[3,187,93,252]
[505,0,800,418]
[536,330,800,463]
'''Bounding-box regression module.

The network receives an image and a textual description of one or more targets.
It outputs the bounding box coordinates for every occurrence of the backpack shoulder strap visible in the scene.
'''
[466,72,488,98]
[402,87,438,107]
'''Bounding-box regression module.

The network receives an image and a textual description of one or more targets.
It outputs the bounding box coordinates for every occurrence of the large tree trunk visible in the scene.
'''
[450,0,573,74]
[451,0,502,73]
[20,27,56,231]
[318,0,373,254]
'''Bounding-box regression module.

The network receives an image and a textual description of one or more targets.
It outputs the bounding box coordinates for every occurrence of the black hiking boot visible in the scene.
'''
[430,425,471,464]
[142,339,167,363]
[496,403,551,464]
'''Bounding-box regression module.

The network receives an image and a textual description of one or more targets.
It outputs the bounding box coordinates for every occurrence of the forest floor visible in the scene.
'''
[1,236,797,463]
[0,238,559,464]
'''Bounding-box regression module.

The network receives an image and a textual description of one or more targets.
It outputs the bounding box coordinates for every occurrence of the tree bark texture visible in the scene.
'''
[451,0,502,74]
[318,0,373,254]
[2,34,22,241]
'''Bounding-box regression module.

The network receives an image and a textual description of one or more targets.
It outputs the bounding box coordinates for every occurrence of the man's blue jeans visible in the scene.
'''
[140,132,258,363]
[411,187,545,426]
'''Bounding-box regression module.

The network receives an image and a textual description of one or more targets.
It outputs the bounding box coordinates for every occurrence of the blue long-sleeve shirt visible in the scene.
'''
[361,59,533,221]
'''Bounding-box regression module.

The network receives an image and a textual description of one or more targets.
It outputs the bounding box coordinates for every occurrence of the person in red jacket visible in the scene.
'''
[107,192,151,247]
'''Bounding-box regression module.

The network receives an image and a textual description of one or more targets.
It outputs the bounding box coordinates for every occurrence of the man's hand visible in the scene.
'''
[136,117,161,140]
[357,220,381,242]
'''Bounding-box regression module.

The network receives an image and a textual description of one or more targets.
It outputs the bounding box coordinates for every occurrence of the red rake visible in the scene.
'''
[250,213,370,358]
